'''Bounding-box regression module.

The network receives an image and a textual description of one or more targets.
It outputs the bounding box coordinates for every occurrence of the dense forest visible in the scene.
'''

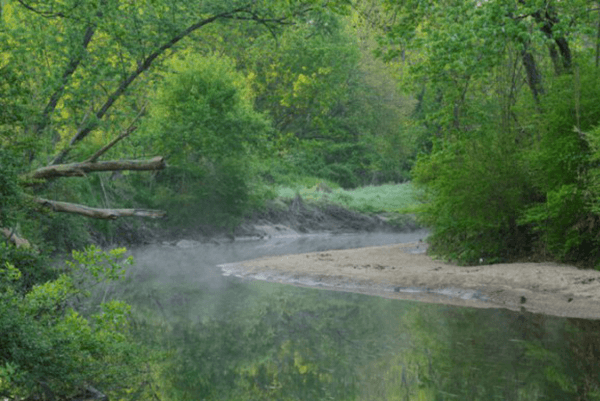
[2,0,600,399]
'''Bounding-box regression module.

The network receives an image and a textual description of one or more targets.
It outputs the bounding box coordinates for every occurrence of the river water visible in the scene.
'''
[121,231,599,400]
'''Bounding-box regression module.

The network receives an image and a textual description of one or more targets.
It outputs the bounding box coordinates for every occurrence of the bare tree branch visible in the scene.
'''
[1,228,32,249]
[34,198,166,220]
[29,157,166,181]
[86,106,146,163]
[36,24,97,137]
[86,128,136,164]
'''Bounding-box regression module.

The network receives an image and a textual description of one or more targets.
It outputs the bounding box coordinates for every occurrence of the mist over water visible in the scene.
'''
[127,231,429,295]
[118,230,600,400]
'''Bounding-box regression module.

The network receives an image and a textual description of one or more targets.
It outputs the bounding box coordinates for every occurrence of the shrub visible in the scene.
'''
[141,53,272,227]
[0,246,148,400]
[519,68,600,264]
[413,129,531,264]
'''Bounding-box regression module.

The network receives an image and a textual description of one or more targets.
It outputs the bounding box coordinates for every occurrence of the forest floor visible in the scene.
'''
[215,196,600,320]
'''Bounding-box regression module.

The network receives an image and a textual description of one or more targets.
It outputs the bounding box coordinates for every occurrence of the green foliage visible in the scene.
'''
[0,245,146,400]
[413,129,532,264]
[377,0,600,266]
[585,125,600,217]
[0,149,23,228]
[0,243,57,294]
[65,245,132,295]
[528,69,600,192]
[519,184,588,260]
[231,12,414,187]
[0,247,151,399]
[141,54,270,227]
[145,53,270,164]
[516,67,600,263]
[151,160,251,228]
[277,182,420,215]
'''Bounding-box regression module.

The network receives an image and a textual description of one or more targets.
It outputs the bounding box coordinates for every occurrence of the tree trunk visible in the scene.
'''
[521,49,544,104]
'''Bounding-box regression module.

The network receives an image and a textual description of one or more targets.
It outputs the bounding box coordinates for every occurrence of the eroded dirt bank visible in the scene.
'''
[98,195,417,247]
[221,241,600,320]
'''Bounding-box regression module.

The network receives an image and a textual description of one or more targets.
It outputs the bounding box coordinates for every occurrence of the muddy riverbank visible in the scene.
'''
[94,195,418,247]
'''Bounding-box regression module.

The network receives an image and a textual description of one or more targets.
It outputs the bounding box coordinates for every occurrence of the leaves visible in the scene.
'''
[0,244,147,399]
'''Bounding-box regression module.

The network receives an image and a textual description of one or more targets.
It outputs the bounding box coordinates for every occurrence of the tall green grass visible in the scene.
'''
[276,182,421,214]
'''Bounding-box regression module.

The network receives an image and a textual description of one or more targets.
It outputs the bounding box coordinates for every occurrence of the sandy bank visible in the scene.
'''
[220,241,600,320]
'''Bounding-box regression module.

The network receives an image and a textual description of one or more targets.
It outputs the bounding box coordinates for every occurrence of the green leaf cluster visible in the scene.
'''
[0,245,147,400]
[144,53,270,164]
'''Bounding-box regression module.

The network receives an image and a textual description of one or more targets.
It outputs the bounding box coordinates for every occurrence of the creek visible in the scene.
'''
[118,231,599,400]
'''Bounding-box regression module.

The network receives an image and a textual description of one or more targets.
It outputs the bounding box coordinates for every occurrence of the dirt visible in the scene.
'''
[222,241,600,320]
[100,194,417,247]
[233,195,419,238]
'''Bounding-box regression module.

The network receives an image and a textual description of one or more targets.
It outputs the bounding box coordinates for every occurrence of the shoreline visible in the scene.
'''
[220,241,600,320]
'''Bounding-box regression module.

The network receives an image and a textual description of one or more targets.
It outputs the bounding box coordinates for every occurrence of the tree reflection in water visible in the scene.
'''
[131,278,599,400]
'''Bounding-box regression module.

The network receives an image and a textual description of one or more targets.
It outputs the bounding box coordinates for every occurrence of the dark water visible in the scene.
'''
[120,231,600,400]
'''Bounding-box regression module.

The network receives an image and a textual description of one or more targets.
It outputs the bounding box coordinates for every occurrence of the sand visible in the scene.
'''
[221,241,600,320]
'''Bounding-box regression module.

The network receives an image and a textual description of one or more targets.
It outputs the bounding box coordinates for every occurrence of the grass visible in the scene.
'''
[275,182,421,215]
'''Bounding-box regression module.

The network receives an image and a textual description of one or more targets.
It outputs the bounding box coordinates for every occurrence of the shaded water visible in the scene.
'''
[120,231,600,400]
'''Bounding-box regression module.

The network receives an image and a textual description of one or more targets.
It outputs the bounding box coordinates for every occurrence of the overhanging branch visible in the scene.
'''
[86,106,145,163]
[50,8,245,165]
[29,156,166,181]
[34,198,166,219]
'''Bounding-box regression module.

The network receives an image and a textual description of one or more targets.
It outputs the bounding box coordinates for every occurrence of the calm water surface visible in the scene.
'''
[121,231,599,400]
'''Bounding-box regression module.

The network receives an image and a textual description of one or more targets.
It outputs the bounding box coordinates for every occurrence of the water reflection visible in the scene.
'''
[123,232,599,400]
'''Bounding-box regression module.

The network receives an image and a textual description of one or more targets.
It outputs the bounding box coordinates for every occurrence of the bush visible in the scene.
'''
[413,129,532,264]
[0,246,149,400]
[0,149,22,228]
[414,65,600,267]
[140,53,272,227]
[0,243,56,294]
[519,68,600,264]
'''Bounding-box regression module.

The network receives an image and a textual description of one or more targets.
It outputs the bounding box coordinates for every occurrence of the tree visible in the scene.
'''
[373,0,600,265]
[140,53,272,226]
[0,246,149,400]
[0,0,337,235]
[203,7,416,187]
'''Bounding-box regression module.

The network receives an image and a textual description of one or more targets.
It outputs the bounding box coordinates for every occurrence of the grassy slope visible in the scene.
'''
[275,182,421,215]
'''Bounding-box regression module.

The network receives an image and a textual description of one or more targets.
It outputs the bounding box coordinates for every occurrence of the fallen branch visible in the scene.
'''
[1,228,32,249]
[29,157,166,181]
[35,198,166,220]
